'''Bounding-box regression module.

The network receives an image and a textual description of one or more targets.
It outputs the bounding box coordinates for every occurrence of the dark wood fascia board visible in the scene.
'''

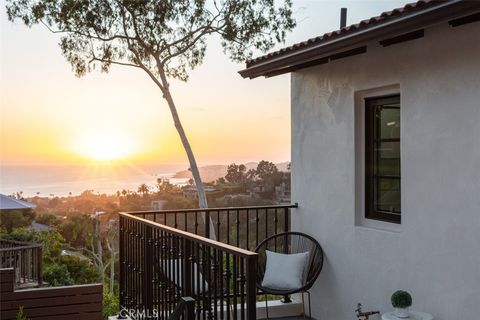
[329,46,367,61]
[239,1,480,79]
[264,47,366,78]
[449,11,480,27]
[379,29,424,47]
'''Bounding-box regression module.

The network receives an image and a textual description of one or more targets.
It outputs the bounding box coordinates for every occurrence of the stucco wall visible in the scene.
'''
[291,21,480,320]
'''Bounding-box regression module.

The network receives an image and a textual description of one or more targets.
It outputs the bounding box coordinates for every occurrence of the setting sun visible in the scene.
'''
[73,132,135,161]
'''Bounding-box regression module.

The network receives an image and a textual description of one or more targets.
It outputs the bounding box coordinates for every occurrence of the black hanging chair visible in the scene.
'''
[255,232,324,319]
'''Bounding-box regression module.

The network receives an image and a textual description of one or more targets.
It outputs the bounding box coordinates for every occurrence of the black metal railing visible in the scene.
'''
[128,204,297,251]
[0,239,43,287]
[120,212,259,320]
[119,204,297,319]
[168,297,195,320]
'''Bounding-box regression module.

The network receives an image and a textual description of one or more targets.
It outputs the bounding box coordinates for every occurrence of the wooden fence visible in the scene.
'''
[0,268,103,320]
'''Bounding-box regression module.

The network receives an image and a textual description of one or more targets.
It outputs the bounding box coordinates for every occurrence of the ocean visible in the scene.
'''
[0,163,191,197]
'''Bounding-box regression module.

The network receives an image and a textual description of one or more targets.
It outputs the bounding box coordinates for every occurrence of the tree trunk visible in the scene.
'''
[109,252,115,293]
[93,219,105,283]
[162,88,216,239]
[163,89,208,208]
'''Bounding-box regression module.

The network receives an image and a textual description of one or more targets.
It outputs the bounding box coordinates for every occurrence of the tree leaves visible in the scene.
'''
[5,0,295,82]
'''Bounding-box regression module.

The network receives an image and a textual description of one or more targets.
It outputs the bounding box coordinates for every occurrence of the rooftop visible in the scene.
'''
[239,0,480,79]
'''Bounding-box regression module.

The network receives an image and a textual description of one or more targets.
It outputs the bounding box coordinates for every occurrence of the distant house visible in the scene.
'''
[151,200,167,211]
[275,182,291,203]
[249,185,264,193]
[60,249,91,262]
[90,210,106,218]
[240,1,480,319]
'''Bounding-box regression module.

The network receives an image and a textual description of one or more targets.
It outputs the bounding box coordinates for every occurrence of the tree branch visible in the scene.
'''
[40,20,131,42]
[89,56,141,69]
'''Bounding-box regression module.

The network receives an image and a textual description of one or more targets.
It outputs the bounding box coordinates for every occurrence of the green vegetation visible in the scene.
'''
[219,161,290,200]
[35,213,59,227]
[43,264,74,286]
[103,287,120,320]
[16,306,28,320]
[1,227,99,286]
[0,209,35,232]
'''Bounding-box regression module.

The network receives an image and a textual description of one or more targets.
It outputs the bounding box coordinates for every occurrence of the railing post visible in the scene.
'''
[205,211,210,239]
[144,224,154,319]
[37,246,43,287]
[245,255,257,320]
[283,206,290,234]
[183,239,193,298]
[184,297,196,320]
[119,215,125,312]
[282,206,292,303]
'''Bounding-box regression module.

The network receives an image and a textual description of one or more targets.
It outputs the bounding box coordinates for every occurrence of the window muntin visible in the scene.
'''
[365,95,401,223]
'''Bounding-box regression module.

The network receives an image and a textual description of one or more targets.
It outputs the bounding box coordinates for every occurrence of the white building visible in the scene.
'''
[151,200,167,211]
[241,1,480,319]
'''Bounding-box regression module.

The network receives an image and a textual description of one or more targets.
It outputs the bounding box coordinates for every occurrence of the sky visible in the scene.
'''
[0,0,410,166]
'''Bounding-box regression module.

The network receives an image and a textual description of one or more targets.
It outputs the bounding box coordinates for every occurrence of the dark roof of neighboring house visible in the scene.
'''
[0,193,36,210]
[239,0,480,79]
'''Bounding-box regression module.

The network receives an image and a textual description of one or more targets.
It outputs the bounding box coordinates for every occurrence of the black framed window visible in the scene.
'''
[365,95,401,223]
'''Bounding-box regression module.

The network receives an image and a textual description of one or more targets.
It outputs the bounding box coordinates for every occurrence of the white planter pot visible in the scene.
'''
[394,307,410,318]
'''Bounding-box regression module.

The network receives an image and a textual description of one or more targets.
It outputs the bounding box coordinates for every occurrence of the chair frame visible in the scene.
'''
[254,232,324,319]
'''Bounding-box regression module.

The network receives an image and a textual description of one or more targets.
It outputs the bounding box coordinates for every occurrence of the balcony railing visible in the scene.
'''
[127,204,296,251]
[119,204,297,320]
[0,239,43,287]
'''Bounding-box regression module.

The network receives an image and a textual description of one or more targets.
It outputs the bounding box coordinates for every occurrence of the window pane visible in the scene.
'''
[376,178,401,213]
[379,106,400,139]
[377,141,400,176]
[365,94,401,223]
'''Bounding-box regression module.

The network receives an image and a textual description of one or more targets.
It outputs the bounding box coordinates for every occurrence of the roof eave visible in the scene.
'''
[239,0,479,79]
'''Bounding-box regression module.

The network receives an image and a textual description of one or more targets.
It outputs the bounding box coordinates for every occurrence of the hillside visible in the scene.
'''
[173,162,289,182]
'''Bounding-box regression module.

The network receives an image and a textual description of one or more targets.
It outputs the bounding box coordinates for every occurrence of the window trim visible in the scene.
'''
[365,94,401,224]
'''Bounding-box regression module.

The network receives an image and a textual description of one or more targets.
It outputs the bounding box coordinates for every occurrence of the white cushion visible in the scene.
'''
[261,250,309,291]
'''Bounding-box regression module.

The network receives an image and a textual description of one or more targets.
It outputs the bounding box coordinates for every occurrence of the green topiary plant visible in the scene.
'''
[391,290,412,309]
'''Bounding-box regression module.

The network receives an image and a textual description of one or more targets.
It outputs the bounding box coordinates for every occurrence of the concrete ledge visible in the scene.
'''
[108,298,303,319]
[256,298,303,319]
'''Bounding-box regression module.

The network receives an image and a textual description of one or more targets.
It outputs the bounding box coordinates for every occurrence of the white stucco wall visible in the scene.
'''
[291,21,480,320]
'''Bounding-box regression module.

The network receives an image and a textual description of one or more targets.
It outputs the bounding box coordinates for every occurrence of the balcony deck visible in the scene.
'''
[0,239,42,288]
[119,204,300,320]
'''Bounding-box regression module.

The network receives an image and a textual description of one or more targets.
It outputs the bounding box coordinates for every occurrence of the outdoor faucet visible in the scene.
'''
[356,303,380,320]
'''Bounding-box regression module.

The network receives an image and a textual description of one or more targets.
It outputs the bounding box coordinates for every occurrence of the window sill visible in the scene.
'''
[355,218,402,233]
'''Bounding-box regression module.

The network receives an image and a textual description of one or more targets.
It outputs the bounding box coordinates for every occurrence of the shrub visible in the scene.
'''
[59,255,100,284]
[103,289,119,320]
[391,290,412,309]
[16,306,28,320]
[43,264,74,286]
[35,213,59,226]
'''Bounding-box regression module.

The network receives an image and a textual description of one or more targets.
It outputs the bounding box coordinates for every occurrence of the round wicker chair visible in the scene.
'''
[255,232,324,319]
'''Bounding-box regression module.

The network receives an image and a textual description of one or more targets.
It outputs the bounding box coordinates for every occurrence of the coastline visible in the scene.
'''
[0,163,189,197]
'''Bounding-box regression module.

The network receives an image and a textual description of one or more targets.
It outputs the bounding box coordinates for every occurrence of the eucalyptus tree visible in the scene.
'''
[5,0,295,209]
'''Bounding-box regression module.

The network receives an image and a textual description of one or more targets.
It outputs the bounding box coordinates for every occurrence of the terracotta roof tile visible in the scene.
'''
[246,0,437,67]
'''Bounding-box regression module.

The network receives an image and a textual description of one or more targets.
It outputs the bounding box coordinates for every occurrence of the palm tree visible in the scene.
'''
[137,184,149,198]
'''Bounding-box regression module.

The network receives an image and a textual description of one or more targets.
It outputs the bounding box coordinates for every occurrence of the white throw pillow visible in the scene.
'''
[261,250,309,291]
